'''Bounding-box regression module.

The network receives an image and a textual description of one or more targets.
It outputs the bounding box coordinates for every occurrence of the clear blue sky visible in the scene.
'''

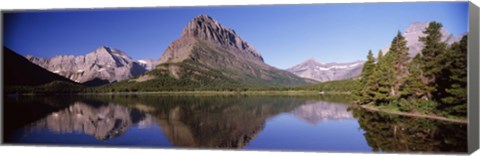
[4,2,468,69]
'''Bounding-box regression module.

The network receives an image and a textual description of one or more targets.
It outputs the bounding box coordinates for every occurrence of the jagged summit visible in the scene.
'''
[159,14,263,64]
[181,14,226,36]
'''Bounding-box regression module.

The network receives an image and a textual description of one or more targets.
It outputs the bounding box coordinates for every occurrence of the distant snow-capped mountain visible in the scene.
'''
[26,46,147,85]
[286,58,364,82]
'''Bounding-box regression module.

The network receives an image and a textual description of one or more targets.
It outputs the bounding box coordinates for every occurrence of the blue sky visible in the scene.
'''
[4,2,468,69]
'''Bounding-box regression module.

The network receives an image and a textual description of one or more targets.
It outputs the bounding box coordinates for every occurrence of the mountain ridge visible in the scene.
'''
[287,59,364,82]
[26,46,147,85]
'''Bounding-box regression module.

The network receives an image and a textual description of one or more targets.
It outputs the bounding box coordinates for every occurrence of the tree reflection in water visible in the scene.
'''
[349,107,467,153]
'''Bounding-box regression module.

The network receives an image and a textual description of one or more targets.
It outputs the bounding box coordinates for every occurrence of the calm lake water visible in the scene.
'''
[3,95,467,153]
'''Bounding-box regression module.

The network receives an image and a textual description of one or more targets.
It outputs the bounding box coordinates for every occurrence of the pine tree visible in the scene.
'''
[419,21,448,100]
[440,35,467,116]
[377,50,383,61]
[357,50,376,104]
[362,50,376,80]
[372,51,396,105]
[400,54,430,102]
[390,31,410,97]
[371,32,411,105]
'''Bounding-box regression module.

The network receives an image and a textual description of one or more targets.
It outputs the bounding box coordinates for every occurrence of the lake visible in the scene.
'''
[3,95,467,153]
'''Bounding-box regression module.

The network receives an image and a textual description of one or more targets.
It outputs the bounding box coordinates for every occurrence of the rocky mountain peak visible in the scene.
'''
[161,14,263,63]
[181,14,225,37]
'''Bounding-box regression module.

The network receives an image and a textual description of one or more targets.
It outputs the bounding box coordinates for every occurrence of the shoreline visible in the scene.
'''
[360,104,467,124]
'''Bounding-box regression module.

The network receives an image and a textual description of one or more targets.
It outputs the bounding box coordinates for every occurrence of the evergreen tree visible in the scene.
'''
[371,32,411,105]
[362,50,376,80]
[389,31,410,97]
[419,21,448,100]
[372,51,396,105]
[440,35,467,116]
[356,50,376,104]
[377,50,383,61]
[400,54,430,104]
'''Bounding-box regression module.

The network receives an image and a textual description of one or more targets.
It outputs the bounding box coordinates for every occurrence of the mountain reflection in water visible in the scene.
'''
[4,95,467,153]
[291,101,353,124]
[25,102,150,140]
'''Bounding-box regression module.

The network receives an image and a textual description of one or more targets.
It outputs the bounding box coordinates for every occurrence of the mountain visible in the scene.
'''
[286,58,364,82]
[3,47,77,88]
[125,14,314,89]
[288,22,465,82]
[382,22,465,57]
[26,46,147,86]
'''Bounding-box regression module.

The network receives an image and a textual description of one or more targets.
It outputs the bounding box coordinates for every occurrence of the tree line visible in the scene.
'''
[354,21,467,118]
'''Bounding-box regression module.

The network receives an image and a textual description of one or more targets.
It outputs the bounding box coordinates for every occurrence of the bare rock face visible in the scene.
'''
[287,58,364,82]
[26,46,147,84]
[382,22,464,57]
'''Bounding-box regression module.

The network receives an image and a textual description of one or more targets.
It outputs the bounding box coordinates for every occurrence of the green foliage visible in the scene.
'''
[439,35,468,116]
[371,49,396,104]
[390,31,410,97]
[355,21,466,118]
[419,21,447,99]
[400,54,432,101]
[371,31,410,104]
[398,98,414,112]
[355,50,377,104]
[417,100,438,114]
